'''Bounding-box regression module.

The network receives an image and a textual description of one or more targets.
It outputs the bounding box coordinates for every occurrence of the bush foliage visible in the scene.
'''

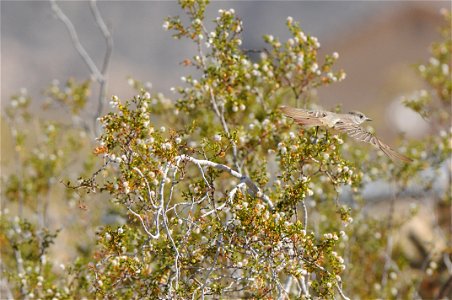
[1,2,450,299]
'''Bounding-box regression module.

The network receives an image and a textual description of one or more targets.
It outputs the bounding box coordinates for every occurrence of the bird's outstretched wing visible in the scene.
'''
[333,122,413,164]
[280,106,328,126]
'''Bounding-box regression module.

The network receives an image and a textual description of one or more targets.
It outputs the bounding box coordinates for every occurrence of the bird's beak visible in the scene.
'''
[366,117,372,122]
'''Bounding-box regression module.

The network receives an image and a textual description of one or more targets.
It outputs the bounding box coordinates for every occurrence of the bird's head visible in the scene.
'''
[348,111,372,124]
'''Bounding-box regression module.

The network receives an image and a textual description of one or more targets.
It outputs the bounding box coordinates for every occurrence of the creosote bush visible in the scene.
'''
[1,2,450,299]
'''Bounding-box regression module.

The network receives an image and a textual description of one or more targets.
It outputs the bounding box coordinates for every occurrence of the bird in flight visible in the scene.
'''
[280,106,413,164]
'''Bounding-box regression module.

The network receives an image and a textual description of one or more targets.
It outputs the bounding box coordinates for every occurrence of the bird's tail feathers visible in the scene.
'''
[378,141,413,164]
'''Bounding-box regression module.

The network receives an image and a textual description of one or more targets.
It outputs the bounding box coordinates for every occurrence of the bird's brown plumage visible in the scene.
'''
[280,106,413,164]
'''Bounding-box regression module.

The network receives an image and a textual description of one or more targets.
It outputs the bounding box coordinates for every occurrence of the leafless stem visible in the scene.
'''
[12,223,28,299]
[201,182,245,218]
[444,252,452,274]
[200,234,223,297]
[127,206,160,239]
[0,260,14,300]
[177,154,274,210]
[163,209,180,289]
[381,185,397,288]
[133,167,158,209]
[298,275,310,297]
[89,0,112,75]
[157,163,180,289]
[207,87,241,172]
[190,158,213,190]
[300,200,308,230]
[50,0,113,135]
[336,281,351,300]
[196,27,241,173]
[279,276,293,299]
[89,0,113,131]
[50,0,102,80]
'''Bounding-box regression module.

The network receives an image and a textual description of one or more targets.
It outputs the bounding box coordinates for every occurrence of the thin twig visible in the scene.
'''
[201,182,245,218]
[133,167,158,209]
[299,275,309,297]
[163,210,180,289]
[280,276,293,300]
[127,206,160,239]
[336,282,351,300]
[159,163,180,288]
[200,234,223,297]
